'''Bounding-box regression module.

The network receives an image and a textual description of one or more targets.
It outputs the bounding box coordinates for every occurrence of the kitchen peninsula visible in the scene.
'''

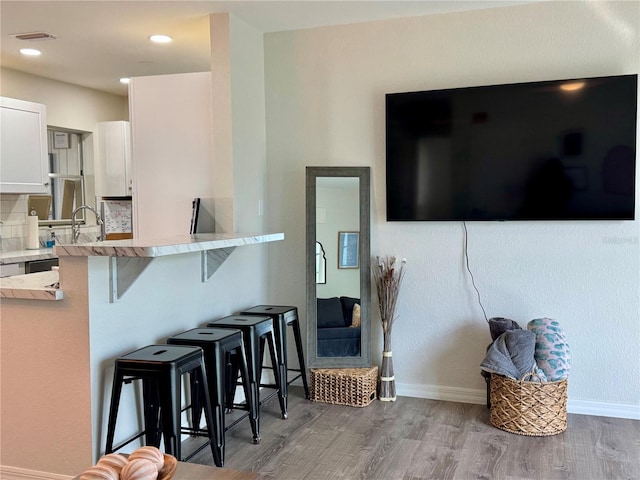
[0,232,284,477]
[0,233,283,301]
[57,233,284,301]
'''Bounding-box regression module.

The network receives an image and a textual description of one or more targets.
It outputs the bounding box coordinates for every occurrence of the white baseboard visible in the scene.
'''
[395,382,640,420]
[0,465,73,480]
[566,398,640,420]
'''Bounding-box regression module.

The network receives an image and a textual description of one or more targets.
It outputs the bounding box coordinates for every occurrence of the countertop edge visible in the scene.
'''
[55,232,285,258]
[0,270,63,301]
[0,287,64,301]
[0,248,56,265]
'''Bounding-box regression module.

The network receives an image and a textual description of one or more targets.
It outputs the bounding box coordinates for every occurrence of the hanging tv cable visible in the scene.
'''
[463,221,488,323]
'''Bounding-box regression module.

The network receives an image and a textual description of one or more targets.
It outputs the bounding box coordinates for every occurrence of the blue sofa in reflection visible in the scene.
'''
[317,296,361,357]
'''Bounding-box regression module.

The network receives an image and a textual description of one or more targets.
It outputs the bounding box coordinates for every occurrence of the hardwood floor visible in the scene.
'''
[184,387,640,479]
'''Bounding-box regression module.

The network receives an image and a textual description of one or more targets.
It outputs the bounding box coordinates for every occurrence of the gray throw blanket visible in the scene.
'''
[480,329,546,381]
[488,317,521,341]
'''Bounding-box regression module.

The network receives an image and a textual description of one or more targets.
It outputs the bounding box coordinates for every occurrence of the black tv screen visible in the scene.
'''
[385,74,638,221]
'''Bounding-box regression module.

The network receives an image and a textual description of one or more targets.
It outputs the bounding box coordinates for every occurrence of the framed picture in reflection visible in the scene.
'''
[338,231,359,269]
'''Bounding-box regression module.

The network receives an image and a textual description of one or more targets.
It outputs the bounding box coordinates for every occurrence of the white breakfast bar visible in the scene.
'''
[1,233,283,302]
[0,232,284,477]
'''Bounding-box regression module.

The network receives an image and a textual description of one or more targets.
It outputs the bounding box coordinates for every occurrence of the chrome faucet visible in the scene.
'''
[71,205,104,243]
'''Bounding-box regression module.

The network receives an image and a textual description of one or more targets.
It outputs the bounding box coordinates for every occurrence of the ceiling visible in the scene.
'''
[1,1,533,97]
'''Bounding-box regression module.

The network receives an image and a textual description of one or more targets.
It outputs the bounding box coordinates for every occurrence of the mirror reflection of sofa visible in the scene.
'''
[317,296,361,357]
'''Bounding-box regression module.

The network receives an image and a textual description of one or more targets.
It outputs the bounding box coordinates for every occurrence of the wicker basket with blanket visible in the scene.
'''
[490,372,567,436]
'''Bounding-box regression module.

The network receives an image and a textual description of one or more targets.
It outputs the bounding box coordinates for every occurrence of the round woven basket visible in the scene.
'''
[489,372,567,436]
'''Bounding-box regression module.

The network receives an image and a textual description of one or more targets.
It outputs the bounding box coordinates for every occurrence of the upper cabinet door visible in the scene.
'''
[95,121,132,197]
[0,97,49,194]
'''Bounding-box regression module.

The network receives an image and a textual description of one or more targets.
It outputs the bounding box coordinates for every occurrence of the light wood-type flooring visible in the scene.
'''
[183,387,640,480]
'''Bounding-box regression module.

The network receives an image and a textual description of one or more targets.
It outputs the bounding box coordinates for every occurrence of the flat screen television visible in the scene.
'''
[385,74,638,221]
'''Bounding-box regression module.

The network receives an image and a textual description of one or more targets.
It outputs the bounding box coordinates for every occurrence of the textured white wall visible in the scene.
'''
[265,1,640,411]
[229,14,267,234]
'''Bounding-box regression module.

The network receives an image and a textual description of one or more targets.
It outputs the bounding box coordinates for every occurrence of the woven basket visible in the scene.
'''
[490,372,567,436]
[310,367,378,407]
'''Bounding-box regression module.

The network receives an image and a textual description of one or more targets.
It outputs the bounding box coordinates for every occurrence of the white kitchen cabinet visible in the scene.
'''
[0,97,49,194]
[94,121,132,197]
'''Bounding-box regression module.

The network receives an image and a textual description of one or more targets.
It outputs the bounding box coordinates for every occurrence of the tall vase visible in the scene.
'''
[379,331,396,401]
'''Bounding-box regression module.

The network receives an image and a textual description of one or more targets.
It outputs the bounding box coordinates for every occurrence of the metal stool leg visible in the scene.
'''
[197,364,223,467]
[265,330,287,419]
[105,368,124,454]
[189,372,203,434]
[142,377,161,447]
[237,343,259,443]
[158,369,182,459]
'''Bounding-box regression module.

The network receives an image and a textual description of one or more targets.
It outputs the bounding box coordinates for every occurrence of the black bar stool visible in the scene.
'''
[240,305,310,400]
[167,328,258,464]
[206,315,286,431]
[105,344,217,463]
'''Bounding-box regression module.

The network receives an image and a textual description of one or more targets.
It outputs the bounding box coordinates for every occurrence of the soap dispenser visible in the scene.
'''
[46,225,56,248]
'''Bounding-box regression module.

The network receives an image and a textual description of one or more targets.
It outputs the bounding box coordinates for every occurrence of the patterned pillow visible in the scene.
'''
[350,303,361,328]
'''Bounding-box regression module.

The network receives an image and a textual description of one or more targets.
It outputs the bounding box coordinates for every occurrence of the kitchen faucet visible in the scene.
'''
[71,205,104,243]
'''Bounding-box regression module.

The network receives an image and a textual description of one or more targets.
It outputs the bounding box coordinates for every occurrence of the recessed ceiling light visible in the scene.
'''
[149,34,172,44]
[20,48,42,56]
[120,77,131,84]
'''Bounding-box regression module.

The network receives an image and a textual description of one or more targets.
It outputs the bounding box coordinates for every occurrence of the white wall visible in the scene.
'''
[265,1,640,414]
[210,13,267,235]
[129,72,214,239]
[229,15,267,235]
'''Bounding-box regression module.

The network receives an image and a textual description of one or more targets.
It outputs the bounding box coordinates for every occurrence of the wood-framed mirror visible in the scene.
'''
[306,166,371,368]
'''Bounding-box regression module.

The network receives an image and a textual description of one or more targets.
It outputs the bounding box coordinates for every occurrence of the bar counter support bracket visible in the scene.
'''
[109,257,154,303]
[201,247,236,282]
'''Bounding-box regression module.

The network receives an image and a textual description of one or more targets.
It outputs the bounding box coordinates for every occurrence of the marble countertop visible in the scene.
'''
[55,232,285,258]
[0,248,56,265]
[0,270,63,301]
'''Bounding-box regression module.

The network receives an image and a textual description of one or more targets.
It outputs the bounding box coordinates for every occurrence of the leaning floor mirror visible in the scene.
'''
[306,166,371,368]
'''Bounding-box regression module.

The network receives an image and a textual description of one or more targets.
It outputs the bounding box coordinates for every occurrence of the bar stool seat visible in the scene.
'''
[105,344,217,463]
[207,315,286,434]
[240,305,310,400]
[167,328,258,464]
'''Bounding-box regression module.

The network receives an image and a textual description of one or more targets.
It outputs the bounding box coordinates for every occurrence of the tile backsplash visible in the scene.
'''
[1,194,30,251]
[1,193,100,251]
